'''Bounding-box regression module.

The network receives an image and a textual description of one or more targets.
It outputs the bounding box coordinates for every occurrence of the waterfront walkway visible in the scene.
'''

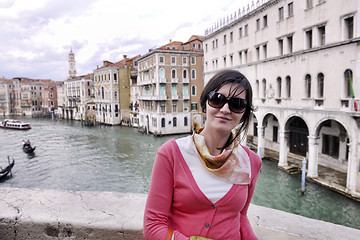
[260,147,360,202]
[1,187,359,240]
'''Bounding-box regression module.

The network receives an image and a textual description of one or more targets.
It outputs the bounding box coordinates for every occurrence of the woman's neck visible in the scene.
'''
[200,127,230,156]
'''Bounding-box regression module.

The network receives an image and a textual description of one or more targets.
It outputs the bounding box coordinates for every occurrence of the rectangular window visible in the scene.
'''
[172,85,177,96]
[184,102,188,111]
[273,126,278,142]
[191,103,198,111]
[279,7,284,21]
[239,51,243,64]
[223,34,227,44]
[182,57,187,65]
[263,15,268,28]
[159,56,164,64]
[254,122,258,136]
[239,27,243,38]
[256,19,260,31]
[191,56,196,65]
[244,24,248,36]
[171,56,176,65]
[322,134,340,158]
[160,85,166,96]
[230,32,233,42]
[306,0,313,9]
[161,103,165,113]
[287,36,293,53]
[318,26,326,46]
[223,56,226,67]
[278,39,284,55]
[244,50,248,64]
[306,29,313,49]
[172,102,177,112]
[263,44,267,59]
[230,55,233,66]
[205,44,208,52]
[345,16,354,39]
[113,73,117,82]
[216,39,218,48]
[288,2,293,17]
[256,47,260,61]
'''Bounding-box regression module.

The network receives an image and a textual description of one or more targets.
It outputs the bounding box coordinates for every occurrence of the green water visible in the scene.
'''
[0,117,359,229]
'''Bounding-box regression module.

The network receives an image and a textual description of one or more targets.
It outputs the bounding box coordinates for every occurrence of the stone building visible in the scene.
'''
[203,0,360,197]
[137,35,204,135]
[63,49,94,120]
[94,55,139,125]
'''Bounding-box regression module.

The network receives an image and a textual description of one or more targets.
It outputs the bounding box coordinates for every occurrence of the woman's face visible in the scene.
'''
[205,83,246,135]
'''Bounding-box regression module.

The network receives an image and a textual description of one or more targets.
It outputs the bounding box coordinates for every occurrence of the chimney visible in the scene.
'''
[123,55,127,59]
[169,39,172,42]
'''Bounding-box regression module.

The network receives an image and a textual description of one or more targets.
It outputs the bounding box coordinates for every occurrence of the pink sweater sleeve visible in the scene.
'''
[143,142,189,240]
[240,148,262,240]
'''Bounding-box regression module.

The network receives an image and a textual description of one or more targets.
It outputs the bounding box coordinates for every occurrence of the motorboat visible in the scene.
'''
[0,119,31,130]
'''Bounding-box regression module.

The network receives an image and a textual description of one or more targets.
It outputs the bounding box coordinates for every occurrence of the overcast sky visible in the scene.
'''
[0,0,254,81]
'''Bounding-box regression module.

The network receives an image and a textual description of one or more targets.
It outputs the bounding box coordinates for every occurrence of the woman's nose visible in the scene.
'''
[220,102,231,113]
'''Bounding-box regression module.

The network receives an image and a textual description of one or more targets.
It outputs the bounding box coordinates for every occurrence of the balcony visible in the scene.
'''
[183,95,190,100]
[153,95,167,101]
[159,78,166,83]
[171,78,178,83]
[172,95,178,100]
[139,95,152,101]
[182,78,189,84]
[341,98,359,113]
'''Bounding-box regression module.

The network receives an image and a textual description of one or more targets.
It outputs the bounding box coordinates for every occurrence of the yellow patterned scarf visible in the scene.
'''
[192,114,251,184]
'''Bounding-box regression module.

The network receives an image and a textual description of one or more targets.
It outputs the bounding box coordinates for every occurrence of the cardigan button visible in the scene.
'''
[205,223,210,228]
[211,205,215,209]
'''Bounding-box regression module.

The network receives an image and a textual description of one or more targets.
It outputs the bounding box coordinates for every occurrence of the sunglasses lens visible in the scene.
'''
[208,92,226,108]
[229,98,247,113]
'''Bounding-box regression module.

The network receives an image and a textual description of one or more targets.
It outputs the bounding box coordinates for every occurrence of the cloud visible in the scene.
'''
[0,0,253,81]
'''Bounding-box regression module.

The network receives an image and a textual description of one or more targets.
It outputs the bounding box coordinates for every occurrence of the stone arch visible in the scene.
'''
[315,118,350,174]
[262,113,280,143]
[285,115,309,157]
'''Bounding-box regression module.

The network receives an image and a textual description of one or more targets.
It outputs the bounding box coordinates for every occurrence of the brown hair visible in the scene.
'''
[200,69,255,149]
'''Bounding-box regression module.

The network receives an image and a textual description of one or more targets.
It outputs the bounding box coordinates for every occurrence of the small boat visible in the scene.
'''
[0,119,31,130]
[0,157,15,181]
[23,140,36,153]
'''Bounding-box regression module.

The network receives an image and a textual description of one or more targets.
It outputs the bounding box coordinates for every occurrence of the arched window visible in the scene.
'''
[286,76,291,98]
[183,69,187,79]
[191,86,196,96]
[255,80,259,98]
[171,69,176,79]
[344,69,353,98]
[173,117,177,127]
[262,79,266,98]
[161,118,165,127]
[317,73,324,98]
[101,87,104,99]
[305,74,311,98]
[88,89,91,96]
[184,117,188,126]
[191,69,196,79]
[159,68,165,79]
[276,77,282,98]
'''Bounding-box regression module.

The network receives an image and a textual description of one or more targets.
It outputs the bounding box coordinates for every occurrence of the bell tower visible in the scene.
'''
[69,48,76,78]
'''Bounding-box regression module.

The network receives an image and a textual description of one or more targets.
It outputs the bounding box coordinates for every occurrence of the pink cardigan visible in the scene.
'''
[143,138,262,240]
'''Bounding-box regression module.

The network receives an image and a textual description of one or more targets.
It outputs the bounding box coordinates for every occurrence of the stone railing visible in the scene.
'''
[1,187,360,240]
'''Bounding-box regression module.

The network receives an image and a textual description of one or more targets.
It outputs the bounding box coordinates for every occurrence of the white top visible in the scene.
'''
[176,136,233,203]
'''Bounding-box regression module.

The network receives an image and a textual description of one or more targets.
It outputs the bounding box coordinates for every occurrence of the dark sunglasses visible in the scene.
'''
[207,91,247,114]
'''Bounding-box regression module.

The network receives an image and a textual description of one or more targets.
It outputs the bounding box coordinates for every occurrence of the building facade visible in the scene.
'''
[137,36,204,135]
[203,0,360,197]
[94,55,139,125]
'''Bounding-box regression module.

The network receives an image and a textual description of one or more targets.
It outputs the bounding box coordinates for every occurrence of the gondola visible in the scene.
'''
[23,140,36,153]
[0,157,15,181]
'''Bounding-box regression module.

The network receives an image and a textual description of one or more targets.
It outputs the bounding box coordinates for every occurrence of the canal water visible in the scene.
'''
[1,117,359,230]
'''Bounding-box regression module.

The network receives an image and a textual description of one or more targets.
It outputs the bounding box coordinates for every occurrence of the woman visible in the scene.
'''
[144,70,262,240]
